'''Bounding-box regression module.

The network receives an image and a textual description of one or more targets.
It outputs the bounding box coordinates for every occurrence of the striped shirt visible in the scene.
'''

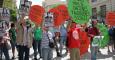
[41,31,54,48]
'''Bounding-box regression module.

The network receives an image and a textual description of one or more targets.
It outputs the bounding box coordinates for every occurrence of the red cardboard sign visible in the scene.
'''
[29,5,45,25]
[56,5,70,21]
[80,31,90,55]
[49,8,63,27]
[106,12,115,26]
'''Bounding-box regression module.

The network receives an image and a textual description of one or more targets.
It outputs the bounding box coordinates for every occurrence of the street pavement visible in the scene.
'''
[1,46,115,60]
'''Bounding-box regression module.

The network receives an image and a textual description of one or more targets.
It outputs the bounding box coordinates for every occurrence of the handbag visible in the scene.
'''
[6,40,11,50]
[47,33,55,48]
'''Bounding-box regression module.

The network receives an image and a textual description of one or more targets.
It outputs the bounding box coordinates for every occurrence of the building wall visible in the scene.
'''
[0,0,17,21]
[43,0,67,11]
[0,0,4,7]
[3,0,17,10]
[89,0,115,12]
[89,0,115,22]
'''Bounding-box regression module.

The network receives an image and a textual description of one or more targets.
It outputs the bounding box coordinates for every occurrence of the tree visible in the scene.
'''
[10,9,17,22]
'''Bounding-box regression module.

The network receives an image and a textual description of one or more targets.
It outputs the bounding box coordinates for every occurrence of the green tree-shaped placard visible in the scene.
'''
[68,0,91,24]
[96,23,110,48]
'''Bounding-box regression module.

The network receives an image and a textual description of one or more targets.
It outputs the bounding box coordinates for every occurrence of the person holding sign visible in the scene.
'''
[16,18,33,60]
[68,22,81,60]
[88,20,100,60]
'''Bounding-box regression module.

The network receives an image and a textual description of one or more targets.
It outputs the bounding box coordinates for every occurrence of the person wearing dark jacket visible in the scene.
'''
[112,27,115,51]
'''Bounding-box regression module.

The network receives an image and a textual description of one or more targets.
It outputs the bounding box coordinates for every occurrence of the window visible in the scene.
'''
[92,0,97,2]
[0,0,3,7]
[100,5,106,18]
[92,8,97,19]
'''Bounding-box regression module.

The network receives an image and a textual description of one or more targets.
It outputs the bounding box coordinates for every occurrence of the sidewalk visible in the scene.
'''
[81,47,115,60]
[1,47,115,60]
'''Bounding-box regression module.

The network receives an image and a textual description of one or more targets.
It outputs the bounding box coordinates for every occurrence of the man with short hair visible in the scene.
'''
[68,22,81,60]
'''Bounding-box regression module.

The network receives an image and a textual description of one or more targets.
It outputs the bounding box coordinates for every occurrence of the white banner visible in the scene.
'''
[0,8,10,21]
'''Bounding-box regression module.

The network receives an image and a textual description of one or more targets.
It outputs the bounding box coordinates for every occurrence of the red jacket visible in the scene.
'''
[68,28,81,48]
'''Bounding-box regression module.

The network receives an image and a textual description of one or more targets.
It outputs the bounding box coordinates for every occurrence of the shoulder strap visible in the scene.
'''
[47,32,51,42]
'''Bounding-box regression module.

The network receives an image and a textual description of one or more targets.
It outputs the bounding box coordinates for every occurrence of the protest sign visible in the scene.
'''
[29,5,45,25]
[96,23,110,48]
[80,31,90,55]
[106,12,115,26]
[56,5,70,21]
[49,8,63,27]
[68,0,91,24]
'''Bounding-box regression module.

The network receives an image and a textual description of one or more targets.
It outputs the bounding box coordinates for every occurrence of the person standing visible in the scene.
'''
[112,26,115,51]
[9,23,16,59]
[16,20,33,60]
[60,25,67,55]
[68,22,81,60]
[41,26,54,60]
[33,25,42,60]
[53,32,62,57]
[0,32,10,60]
[0,21,10,60]
[108,25,114,52]
[88,20,100,60]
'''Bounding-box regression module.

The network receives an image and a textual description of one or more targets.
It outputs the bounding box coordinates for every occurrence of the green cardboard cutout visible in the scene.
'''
[68,0,91,24]
[96,23,110,48]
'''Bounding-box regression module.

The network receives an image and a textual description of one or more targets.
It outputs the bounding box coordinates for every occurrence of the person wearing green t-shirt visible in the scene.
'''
[9,23,16,59]
[33,25,42,60]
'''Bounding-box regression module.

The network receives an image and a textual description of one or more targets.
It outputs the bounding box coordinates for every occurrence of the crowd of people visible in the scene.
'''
[0,19,115,60]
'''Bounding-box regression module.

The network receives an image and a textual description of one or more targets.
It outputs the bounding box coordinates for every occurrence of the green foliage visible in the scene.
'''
[10,9,17,22]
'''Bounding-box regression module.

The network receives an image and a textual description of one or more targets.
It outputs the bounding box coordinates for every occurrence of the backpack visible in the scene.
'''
[33,27,42,41]
[108,28,113,36]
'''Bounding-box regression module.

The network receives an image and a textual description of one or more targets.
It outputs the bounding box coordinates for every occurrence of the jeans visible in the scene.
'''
[0,43,10,60]
[18,45,30,60]
[91,46,98,60]
[33,40,41,58]
[41,47,53,60]
[60,36,67,54]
